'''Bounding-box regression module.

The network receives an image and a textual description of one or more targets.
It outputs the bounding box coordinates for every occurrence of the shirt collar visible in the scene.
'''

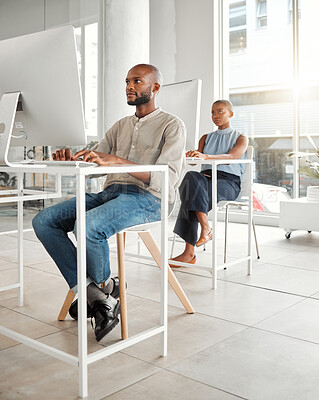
[216,126,233,134]
[133,107,162,123]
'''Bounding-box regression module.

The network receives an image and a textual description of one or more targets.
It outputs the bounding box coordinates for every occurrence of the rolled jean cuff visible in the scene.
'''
[71,277,94,294]
[71,276,112,295]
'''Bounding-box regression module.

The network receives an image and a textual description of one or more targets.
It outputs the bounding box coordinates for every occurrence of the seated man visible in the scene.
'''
[32,64,186,342]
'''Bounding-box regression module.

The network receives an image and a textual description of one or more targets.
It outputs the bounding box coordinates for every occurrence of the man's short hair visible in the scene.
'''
[133,63,163,86]
[213,99,234,113]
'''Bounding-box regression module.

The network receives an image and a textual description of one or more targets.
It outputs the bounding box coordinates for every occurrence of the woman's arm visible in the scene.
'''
[186,134,207,157]
[186,134,248,160]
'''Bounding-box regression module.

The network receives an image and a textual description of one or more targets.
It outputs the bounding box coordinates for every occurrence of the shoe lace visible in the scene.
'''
[90,301,111,328]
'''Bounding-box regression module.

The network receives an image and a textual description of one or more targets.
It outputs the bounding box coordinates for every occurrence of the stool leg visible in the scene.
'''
[57,289,75,321]
[252,219,260,259]
[138,231,195,314]
[116,232,128,339]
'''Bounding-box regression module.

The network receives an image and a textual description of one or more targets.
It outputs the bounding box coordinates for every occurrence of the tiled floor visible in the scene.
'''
[1,213,319,400]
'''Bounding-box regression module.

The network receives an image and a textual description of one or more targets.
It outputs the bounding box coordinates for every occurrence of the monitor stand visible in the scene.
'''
[0,91,21,167]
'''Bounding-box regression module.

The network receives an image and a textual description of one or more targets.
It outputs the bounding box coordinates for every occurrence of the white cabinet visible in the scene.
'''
[280,198,319,238]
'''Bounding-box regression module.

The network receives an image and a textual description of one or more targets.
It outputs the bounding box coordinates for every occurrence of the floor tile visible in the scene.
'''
[0,259,17,271]
[0,306,60,350]
[0,240,51,265]
[169,328,319,400]
[271,250,319,272]
[255,298,319,343]
[0,234,22,252]
[120,297,246,367]
[0,267,75,329]
[103,370,243,400]
[228,262,319,296]
[178,275,301,325]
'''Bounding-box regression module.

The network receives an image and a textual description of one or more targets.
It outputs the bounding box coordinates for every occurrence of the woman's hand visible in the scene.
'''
[186,150,208,159]
[74,150,120,165]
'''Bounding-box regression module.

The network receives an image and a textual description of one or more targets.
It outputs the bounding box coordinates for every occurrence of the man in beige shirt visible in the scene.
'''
[32,64,186,342]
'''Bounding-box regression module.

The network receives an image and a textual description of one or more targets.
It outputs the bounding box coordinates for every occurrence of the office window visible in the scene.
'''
[230,1,247,53]
[76,23,98,138]
[256,0,267,28]
[288,0,301,23]
[229,0,295,214]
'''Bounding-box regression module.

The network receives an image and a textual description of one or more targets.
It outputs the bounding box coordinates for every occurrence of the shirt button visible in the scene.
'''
[132,145,135,148]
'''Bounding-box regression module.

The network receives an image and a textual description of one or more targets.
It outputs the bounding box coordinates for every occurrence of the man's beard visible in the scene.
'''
[127,89,152,106]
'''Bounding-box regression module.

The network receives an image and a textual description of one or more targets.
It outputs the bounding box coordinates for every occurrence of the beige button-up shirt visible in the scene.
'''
[95,108,186,203]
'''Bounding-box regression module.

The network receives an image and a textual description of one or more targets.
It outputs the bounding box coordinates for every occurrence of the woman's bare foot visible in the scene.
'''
[170,252,195,263]
[169,250,196,268]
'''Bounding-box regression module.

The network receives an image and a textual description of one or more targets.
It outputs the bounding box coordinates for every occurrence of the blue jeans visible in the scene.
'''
[32,184,161,290]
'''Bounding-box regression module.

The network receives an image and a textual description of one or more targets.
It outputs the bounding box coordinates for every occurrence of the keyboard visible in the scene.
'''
[11,160,98,168]
[186,157,202,161]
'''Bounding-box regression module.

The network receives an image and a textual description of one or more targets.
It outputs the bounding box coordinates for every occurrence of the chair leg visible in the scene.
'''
[252,219,260,259]
[57,289,75,321]
[170,233,176,258]
[138,231,195,314]
[224,205,229,264]
[116,232,128,339]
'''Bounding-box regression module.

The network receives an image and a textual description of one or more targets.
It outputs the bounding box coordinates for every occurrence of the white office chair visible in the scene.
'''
[170,146,259,262]
[217,145,259,263]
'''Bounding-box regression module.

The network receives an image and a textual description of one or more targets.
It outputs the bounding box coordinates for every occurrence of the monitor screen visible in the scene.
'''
[0,25,86,149]
[157,79,202,151]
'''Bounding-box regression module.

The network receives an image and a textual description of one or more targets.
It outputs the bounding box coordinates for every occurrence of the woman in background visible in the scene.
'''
[169,99,248,267]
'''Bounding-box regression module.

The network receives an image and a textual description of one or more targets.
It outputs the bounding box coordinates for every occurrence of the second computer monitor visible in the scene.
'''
[0,25,86,149]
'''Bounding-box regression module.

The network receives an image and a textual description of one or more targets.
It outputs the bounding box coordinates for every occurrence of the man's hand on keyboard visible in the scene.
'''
[74,150,121,166]
[52,148,76,161]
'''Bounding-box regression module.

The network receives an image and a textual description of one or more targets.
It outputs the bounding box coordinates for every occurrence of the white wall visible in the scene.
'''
[175,0,214,135]
[0,0,44,40]
[150,0,216,137]
[0,0,99,39]
[103,0,149,131]
[150,0,176,85]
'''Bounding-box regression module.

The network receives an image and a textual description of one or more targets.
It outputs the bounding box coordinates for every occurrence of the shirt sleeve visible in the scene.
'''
[94,121,119,154]
[149,118,186,200]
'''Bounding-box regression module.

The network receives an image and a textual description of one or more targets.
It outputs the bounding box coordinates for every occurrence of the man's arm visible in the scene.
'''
[74,150,151,183]
[148,118,186,194]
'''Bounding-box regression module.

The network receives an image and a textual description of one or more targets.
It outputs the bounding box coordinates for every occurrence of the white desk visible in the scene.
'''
[170,158,253,288]
[0,163,169,398]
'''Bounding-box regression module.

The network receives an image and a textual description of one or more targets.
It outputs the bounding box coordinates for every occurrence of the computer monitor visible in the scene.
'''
[157,79,202,151]
[0,25,86,165]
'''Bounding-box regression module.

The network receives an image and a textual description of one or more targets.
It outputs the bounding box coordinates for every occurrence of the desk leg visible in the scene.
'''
[248,160,253,275]
[211,164,217,289]
[76,174,88,398]
[160,169,168,357]
[17,173,24,306]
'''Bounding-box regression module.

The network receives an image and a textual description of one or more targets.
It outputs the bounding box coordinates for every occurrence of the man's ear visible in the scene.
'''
[153,82,161,93]
[229,111,234,119]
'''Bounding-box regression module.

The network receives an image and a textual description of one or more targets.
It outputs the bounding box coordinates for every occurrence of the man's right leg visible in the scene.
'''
[32,193,103,289]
